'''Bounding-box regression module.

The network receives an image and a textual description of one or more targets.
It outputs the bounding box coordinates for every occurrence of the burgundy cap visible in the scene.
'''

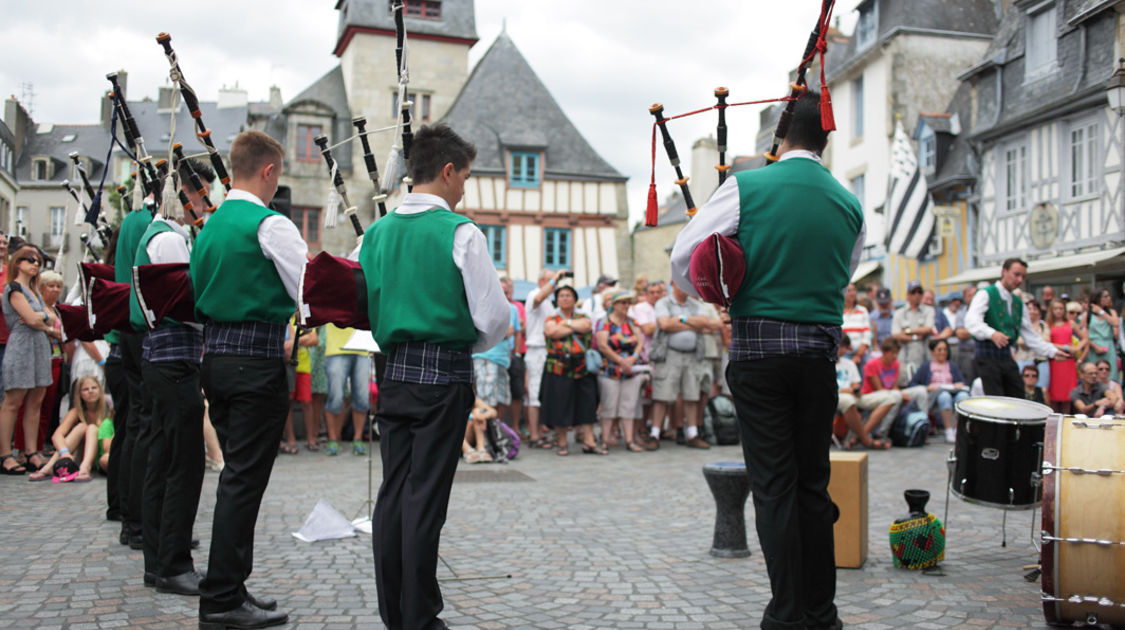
[298,252,369,330]
[134,263,196,329]
[689,232,746,307]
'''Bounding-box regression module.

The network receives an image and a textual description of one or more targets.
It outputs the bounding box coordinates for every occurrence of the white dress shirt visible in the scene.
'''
[224,188,309,302]
[965,281,1058,358]
[392,192,510,353]
[669,151,866,298]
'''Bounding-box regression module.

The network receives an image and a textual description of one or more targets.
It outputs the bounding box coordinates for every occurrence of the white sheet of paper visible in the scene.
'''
[342,329,380,354]
[291,499,357,543]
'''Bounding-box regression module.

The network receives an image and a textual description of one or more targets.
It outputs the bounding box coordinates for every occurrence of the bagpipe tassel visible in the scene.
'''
[645,183,659,227]
[160,171,180,218]
[819,85,836,132]
[382,145,402,193]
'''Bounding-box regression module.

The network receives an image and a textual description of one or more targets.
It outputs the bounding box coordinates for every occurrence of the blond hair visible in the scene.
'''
[73,375,109,426]
[229,130,284,181]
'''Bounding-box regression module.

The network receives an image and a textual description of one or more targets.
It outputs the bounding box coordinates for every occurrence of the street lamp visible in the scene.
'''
[1107,58,1125,114]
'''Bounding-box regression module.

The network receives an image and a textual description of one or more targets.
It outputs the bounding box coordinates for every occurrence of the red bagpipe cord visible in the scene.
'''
[646,1,836,227]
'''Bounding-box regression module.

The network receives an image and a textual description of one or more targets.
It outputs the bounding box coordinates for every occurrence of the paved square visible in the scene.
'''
[0,437,1060,629]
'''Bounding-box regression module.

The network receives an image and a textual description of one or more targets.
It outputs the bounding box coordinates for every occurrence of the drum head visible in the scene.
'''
[955,396,1051,424]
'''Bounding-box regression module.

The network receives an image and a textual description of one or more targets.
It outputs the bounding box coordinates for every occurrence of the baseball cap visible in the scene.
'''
[876,287,892,303]
[907,281,923,293]
[596,274,618,287]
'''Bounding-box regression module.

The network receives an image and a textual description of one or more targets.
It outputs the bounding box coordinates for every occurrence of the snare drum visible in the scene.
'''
[1041,415,1125,627]
[951,396,1050,509]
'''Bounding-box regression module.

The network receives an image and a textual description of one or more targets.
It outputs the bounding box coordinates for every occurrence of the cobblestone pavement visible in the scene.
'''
[0,434,1065,629]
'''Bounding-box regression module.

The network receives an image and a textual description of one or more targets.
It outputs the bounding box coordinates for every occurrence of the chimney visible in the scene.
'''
[100,91,114,129]
[269,85,283,109]
[690,136,720,203]
[5,97,33,159]
[218,83,248,110]
[158,85,176,112]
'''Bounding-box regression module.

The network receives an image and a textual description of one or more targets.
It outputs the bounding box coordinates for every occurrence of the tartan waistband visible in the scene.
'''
[204,321,286,359]
[386,341,473,385]
[975,339,1014,359]
[730,317,841,362]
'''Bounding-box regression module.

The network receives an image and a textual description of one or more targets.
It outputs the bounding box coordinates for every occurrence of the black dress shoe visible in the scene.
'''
[106,509,122,522]
[245,591,277,611]
[191,537,201,550]
[156,569,204,596]
[198,602,288,629]
[128,534,144,550]
[119,528,129,546]
[144,572,157,587]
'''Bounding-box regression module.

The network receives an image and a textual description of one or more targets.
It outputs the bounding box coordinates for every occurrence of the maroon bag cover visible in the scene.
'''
[689,232,746,308]
[87,277,132,335]
[298,251,369,330]
[58,303,98,342]
[134,263,196,329]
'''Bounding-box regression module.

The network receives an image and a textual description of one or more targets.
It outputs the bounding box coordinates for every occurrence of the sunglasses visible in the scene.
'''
[18,257,40,265]
[1022,372,1038,378]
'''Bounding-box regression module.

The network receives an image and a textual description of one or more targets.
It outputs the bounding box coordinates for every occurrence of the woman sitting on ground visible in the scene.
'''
[907,338,969,444]
[462,398,495,464]
[29,375,111,482]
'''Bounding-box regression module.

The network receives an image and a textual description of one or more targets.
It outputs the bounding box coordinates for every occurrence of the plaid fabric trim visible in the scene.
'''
[975,339,1014,359]
[143,325,203,363]
[729,317,841,362]
[203,321,286,359]
[386,341,473,385]
[108,343,122,359]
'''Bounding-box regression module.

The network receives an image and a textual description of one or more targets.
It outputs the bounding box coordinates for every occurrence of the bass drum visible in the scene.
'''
[951,396,1050,509]
[1041,415,1125,627]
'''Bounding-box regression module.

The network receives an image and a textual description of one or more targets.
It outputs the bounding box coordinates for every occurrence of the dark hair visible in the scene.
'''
[554,285,578,302]
[783,91,829,153]
[879,337,900,352]
[1022,364,1038,376]
[1002,257,1028,271]
[184,157,215,184]
[928,338,949,353]
[839,335,852,348]
[409,124,477,185]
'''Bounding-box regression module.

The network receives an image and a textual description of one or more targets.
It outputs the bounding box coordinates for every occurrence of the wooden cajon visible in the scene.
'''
[827,451,867,568]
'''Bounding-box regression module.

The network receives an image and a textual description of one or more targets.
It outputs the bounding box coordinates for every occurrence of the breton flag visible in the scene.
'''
[885,120,935,259]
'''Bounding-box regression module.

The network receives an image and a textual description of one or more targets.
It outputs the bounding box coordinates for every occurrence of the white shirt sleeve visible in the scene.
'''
[847,223,866,291]
[669,176,741,298]
[965,288,994,341]
[1020,304,1059,358]
[146,231,190,265]
[453,222,510,352]
[258,215,309,302]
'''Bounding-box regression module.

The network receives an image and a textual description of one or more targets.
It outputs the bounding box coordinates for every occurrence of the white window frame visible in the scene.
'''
[853,76,864,140]
[919,127,936,170]
[1001,140,1029,215]
[48,206,65,246]
[1025,3,1057,82]
[31,158,49,181]
[1065,116,1100,199]
[849,174,866,212]
[856,4,877,50]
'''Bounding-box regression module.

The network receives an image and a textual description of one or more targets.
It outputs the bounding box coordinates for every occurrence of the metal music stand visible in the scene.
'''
[341,330,380,532]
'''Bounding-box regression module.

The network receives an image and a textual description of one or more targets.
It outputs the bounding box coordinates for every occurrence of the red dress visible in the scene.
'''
[1048,322,1076,402]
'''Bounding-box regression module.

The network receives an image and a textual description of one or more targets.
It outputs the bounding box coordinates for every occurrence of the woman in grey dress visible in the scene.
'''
[0,245,61,475]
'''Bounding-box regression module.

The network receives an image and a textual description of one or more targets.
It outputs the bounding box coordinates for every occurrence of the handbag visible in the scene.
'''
[573,334,603,375]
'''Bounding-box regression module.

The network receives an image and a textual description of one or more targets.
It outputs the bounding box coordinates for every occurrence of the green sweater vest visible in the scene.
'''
[129,220,181,331]
[190,199,293,324]
[728,158,864,324]
[984,285,1021,344]
[115,209,154,286]
[359,208,477,349]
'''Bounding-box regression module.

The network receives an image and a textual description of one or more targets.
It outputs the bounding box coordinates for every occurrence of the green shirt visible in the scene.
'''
[358,208,477,349]
[190,199,293,324]
[115,208,154,331]
[728,158,864,324]
[96,417,114,459]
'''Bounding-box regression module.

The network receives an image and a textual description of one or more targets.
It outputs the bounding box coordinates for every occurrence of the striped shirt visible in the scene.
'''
[203,322,286,359]
[385,341,473,385]
[143,325,203,364]
[730,317,841,362]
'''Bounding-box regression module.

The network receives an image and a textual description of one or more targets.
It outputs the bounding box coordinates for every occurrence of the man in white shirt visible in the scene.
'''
[524,268,562,448]
[965,258,1068,397]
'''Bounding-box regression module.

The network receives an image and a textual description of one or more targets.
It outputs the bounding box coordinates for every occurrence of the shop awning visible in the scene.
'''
[851,260,882,283]
[938,246,1125,285]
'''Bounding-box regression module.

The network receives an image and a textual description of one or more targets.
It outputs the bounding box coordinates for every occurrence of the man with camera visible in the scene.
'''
[523,268,566,448]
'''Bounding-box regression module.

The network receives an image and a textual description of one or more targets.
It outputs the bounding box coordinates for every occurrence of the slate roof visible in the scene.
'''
[271,65,353,170]
[15,98,250,186]
[829,0,998,81]
[335,0,477,54]
[929,82,976,190]
[441,32,624,181]
[917,112,955,134]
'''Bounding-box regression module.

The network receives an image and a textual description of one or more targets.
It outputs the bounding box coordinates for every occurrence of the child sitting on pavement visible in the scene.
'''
[29,375,111,482]
[463,399,496,464]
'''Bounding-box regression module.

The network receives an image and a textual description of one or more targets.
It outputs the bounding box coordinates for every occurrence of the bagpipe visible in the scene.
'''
[650,0,837,307]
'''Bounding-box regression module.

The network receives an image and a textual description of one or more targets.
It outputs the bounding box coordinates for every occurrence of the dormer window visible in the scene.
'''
[856,3,877,49]
[390,0,440,19]
[919,126,935,170]
[509,151,540,188]
[1025,4,1057,81]
[32,158,49,181]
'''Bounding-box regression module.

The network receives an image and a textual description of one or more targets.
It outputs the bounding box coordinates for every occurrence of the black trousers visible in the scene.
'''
[198,355,288,615]
[104,354,129,520]
[141,359,205,578]
[119,332,149,539]
[372,380,474,630]
[974,354,1023,398]
[727,357,838,630]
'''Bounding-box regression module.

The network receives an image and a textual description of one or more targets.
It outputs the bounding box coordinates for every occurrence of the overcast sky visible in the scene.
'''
[0,1,857,227]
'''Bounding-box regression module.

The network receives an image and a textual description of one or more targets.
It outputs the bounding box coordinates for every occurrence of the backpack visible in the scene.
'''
[703,394,740,445]
[484,418,520,462]
[890,402,929,447]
